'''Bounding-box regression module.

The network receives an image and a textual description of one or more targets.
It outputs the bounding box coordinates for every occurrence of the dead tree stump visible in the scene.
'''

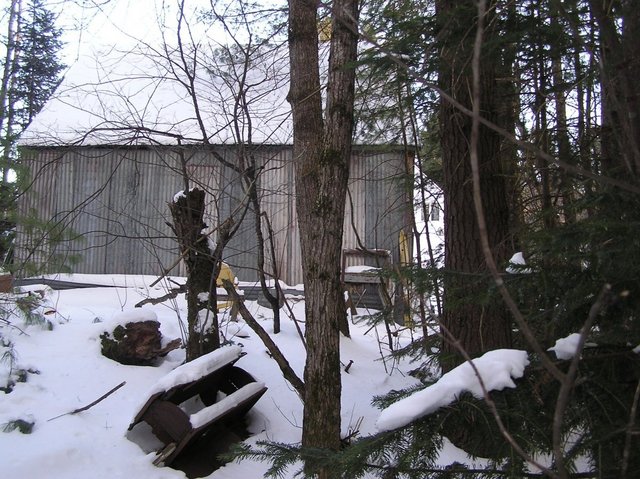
[169,188,223,361]
[100,320,180,366]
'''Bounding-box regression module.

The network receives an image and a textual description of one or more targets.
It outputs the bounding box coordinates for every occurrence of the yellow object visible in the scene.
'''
[216,262,236,287]
[399,230,412,326]
[318,17,332,42]
[216,262,237,316]
[399,229,410,266]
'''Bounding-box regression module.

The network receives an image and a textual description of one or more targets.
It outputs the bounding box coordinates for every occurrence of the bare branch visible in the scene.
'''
[48,381,126,422]
[622,379,640,479]
[553,284,612,479]
[221,279,305,400]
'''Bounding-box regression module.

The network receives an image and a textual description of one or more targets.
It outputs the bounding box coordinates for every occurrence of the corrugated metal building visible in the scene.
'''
[17,143,412,285]
[15,45,413,285]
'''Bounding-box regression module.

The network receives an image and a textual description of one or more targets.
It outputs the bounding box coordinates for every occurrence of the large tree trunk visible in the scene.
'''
[585,4,640,476]
[589,0,640,180]
[287,0,359,474]
[437,0,512,371]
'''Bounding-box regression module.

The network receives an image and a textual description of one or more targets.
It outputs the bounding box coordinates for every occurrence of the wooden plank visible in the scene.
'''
[144,400,191,444]
[162,382,267,466]
[129,359,267,468]
[343,271,383,284]
[162,365,233,405]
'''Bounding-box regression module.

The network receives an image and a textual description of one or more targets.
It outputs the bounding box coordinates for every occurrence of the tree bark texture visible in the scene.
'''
[437,0,512,371]
[0,0,21,178]
[288,0,359,473]
[169,188,220,361]
[589,0,640,181]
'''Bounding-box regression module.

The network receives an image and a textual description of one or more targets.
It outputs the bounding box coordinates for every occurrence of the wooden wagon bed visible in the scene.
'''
[128,346,267,467]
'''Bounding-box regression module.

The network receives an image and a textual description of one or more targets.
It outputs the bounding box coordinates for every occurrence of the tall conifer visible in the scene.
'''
[12,0,64,131]
[0,0,63,266]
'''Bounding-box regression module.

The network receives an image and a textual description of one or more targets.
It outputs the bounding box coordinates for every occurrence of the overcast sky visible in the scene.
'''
[57,0,235,66]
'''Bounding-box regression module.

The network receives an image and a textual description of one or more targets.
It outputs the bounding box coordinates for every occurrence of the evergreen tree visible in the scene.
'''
[227,1,640,476]
[0,0,64,267]
[11,0,65,131]
[270,0,640,477]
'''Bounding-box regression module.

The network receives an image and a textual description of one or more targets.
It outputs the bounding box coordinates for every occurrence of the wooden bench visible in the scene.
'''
[128,346,267,467]
[341,248,393,312]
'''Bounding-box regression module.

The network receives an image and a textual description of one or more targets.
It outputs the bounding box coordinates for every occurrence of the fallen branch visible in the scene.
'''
[48,381,126,422]
[135,285,186,308]
[222,280,305,400]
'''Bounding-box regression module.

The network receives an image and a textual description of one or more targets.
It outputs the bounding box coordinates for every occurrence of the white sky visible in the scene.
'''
[57,0,225,66]
[18,0,293,146]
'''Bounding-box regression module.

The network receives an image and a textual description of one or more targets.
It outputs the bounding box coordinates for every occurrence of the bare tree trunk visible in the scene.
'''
[0,0,21,181]
[244,161,283,334]
[288,0,359,474]
[437,0,512,371]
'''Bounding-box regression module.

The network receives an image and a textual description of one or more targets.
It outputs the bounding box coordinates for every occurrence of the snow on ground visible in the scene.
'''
[0,275,427,478]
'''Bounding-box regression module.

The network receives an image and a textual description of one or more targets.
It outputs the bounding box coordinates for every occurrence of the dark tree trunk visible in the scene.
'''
[586,4,640,475]
[437,0,512,371]
[169,188,221,361]
[245,161,283,334]
[495,0,521,251]
[589,0,640,180]
[288,0,359,474]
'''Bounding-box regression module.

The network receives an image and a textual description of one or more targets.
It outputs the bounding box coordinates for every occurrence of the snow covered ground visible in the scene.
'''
[0,274,518,478]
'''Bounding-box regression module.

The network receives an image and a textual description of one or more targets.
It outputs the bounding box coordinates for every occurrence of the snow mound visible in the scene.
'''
[147,345,242,396]
[101,309,159,331]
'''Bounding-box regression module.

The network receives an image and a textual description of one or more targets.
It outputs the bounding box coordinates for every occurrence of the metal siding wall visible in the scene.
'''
[104,148,181,275]
[218,148,259,281]
[64,148,176,275]
[16,146,409,286]
[16,149,72,271]
[138,149,182,275]
[177,146,298,284]
[343,151,367,266]
[73,149,115,273]
[363,150,410,265]
[257,147,300,285]
[17,148,184,276]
